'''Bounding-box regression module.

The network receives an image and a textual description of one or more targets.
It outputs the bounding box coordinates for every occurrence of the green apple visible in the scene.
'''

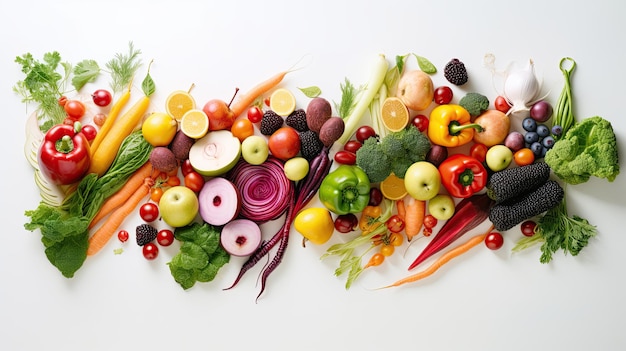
[486,144,513,171]
[404,161,441,201]
[283,157,309,181]
[189,130,241,176]
[428,194,455,220]
[159,186,199,227]
[241,135,269,165]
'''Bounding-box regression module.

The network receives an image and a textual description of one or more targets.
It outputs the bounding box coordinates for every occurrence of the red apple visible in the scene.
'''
[203,98,235,131]
[268,126,301,161]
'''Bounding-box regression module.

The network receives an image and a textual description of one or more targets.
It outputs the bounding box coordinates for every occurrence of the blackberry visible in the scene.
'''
[299,130,324,161]
[443,58,468,86]
[136,223,158,246]
[285,109,308,132]
[260,110,284,135]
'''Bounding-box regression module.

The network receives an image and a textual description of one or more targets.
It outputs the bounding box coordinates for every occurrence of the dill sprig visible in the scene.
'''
[335,78,362,119]
[106,41,142,93]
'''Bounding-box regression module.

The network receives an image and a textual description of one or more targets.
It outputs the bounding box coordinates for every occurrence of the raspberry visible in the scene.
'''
[260,110,284,135]
[299,130,324,161]
[136,224,158,246]
[444,58,468,86]
[285,109,309,132]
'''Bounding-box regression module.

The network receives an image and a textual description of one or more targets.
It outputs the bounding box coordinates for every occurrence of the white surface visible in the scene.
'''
[2,1,626,350]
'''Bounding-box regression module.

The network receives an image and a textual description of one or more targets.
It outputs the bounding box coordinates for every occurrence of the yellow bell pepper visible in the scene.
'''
[427,104,482,147]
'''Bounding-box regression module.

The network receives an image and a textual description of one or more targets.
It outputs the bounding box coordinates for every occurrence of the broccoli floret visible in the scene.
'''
[356,137,391,183]
[401,125,432,163]
[390,157,413,178]
[380,132,404,156]
[544,116,619,184]
[459,92,489,117]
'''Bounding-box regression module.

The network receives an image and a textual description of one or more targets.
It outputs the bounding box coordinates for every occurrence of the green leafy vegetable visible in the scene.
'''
[106,41,142,93]
[544,116,620,185]
[168,222,230,290]
[298,85,322,98]
[13,51,69,132]
[415,55,437,74]
[335,78,362,118]
[72,59,100,91]
[141,60,156,97]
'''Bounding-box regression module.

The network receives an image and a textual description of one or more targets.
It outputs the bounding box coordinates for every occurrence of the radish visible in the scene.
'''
[198,177,241,226]
[220,219,262,257]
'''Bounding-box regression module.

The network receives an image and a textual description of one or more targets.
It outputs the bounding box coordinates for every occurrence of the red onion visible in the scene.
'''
[228,157,294,223]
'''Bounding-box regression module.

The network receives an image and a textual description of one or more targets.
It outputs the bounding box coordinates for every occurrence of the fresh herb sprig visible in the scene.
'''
[335,77,362,118]
[106,41,142,93]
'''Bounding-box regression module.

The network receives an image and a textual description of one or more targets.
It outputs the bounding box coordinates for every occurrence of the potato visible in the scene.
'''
[150,147,178,173]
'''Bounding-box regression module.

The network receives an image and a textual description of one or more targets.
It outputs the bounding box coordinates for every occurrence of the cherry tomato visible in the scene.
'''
[334,213,358,233]
[93,113,107,127]
[494,95,511,114]
[117,230,129,243]
[139,202,160,222]
[92,89,113,107]
[368,187,383,206]
[514,148,535,166]
[521,220,537,237]
[157,229,175,247]
[386,214,405,233]
[247,106,263,123]
[343,140,363,154]
[334,150,357,165]
[433,86,453,105]
[470,143,488,163]
[422,227,433,237]
[355,125,377,143]
[150,187,164,203]
[389,232,404,247]
[142,243,159,260]
[263,97,271,107]
[411,114,429,132]
[64,100,86,120]
[58,95,68,107]
[231,118,255,142]
[423,214,438,229]
[184,171,205,193]
[81,124,97,142]
[181,159,194,176]
[380,244,395,257]
[166,175,181,187]
[485,232,504,250]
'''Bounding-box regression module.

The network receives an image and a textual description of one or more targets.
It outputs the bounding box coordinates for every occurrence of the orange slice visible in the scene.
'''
[381,97,410,132]
[380,173,408,200]
[269,88,296,116]
[180,109,209,139]
[166,90,196,121]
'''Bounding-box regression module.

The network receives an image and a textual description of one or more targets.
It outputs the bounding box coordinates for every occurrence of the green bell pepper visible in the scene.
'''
[319,165,371,215]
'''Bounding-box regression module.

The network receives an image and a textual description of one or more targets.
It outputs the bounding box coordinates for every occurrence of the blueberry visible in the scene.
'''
[536,124,550,138]
[522,117,537,132]
[524,131,539,144]
[551,125,563,136]
[542,135,555,148]
[530,142,543,156]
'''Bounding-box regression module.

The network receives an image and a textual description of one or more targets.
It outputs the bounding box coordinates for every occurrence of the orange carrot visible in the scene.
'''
[229,71,290,118]
[379,224,495,289]
[396,199,406,221]
[404,197,425,241]
[87,177,154,256]
[88,162,156,229]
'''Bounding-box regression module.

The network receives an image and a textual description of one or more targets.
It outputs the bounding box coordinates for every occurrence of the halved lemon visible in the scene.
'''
[166,90,196,121]
[381,97,410,132]
[380,172,408,200]
[180,109,209,139]
[269,88,296,116]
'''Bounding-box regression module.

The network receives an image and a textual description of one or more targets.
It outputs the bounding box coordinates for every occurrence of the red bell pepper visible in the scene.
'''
[38,122,91,185]
[438,154,487,198]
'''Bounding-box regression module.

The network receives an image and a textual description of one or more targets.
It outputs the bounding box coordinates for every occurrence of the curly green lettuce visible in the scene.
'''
[545,116,619,185]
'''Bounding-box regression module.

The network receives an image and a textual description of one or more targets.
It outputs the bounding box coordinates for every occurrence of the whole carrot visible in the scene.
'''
[378,224,495,289]
[229,71,291,118]
[87,177,154,256]
[404,197,425,241]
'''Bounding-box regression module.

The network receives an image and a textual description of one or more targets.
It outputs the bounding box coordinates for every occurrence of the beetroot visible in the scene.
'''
[149,147,178,173]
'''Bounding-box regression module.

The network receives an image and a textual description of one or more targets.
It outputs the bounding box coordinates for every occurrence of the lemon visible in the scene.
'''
[180,109,210,139]
[269,88,296,116]
[381,97,410,132]
[380,172,408,200]
[166,90,196,121]
[142,112,178,146]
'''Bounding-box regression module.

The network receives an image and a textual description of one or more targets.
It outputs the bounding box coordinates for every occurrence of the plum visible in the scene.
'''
[504,131,525,152]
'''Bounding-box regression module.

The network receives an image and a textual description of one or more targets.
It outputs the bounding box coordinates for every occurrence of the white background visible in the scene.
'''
[2,1,625,350]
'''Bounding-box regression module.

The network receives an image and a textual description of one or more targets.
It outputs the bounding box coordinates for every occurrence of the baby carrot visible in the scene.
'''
[88,162,156,229]
[229,71,290,118]
[379,224,495,289]
[404,197,425,241]
[87,177,154,256]
[396,198,406,221]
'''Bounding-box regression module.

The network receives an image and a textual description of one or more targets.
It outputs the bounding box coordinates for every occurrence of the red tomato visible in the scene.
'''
[184,171,205,193]
[334,213,358,233]
[485,232,504,250]
[139,202,160,222]
[494,96,511,114]
[470,143,488,163]
[411,114,429,132]
[386,215,405,233]
[181,159,194,176]
[355,125,377,143]
[142,243,159,260]
[247,106,263,123]
[433,86,453,105]
[81,124,97,142]
[268,126,301,161]
[231,118,255,142]
[521,220,537,237]
[92,89,112,107]
[166,175,181,187]
[157,229,175,247]
[117,230,129,243]
[334,150,357,165]
[343,140,363,154]
[64,100,86,120]
[423,214,438,229]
